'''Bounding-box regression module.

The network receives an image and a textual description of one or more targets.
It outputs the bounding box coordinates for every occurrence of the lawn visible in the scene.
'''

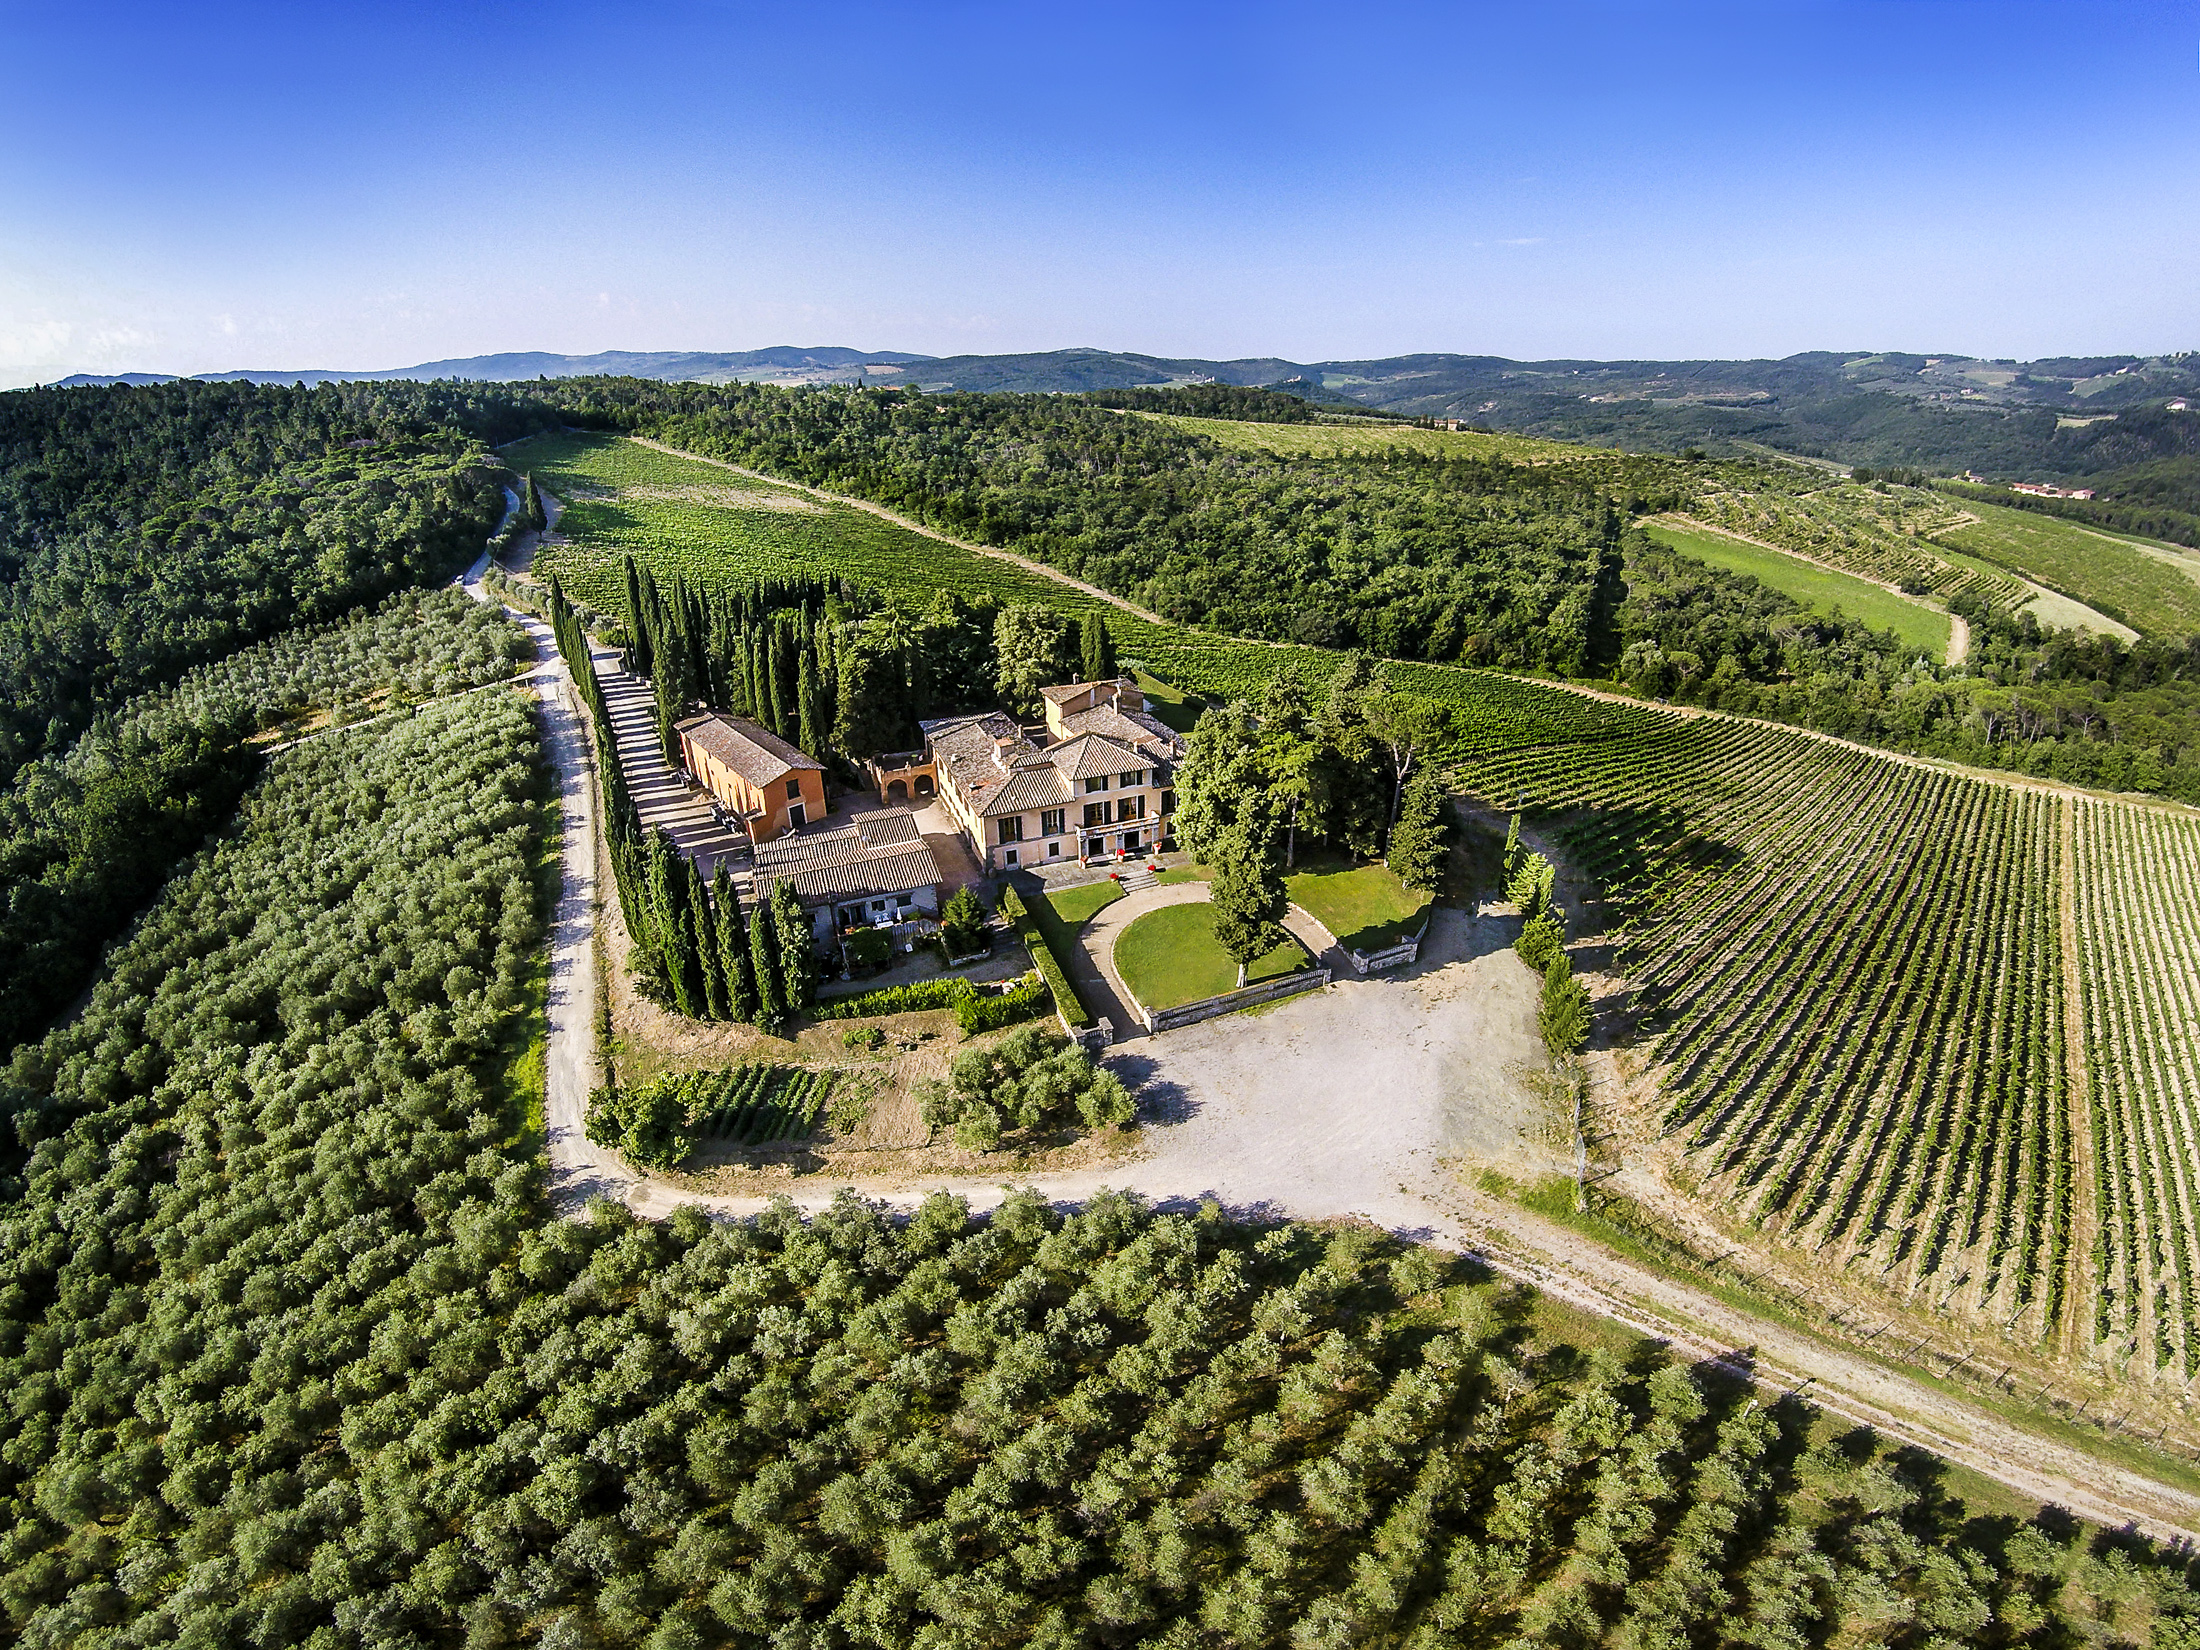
[1934,497,2200,637]
[1644,520,1954,660]
[1286,862,1432,950]
[1114,902,1308,1010]
[1028,879,1123,935]
[1132,668,1206,734]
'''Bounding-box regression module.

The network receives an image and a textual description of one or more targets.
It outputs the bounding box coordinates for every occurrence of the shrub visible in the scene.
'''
[913,1024,1132,1151]
[954,972,1050,1036]
[1516,911,1566,973]
[939,886,989,958]
[585,1079,688,1168]
[999,885,1092,1029]
[815,977,972,1020]
[1539,954,1591,1057]
[842,926,895,969]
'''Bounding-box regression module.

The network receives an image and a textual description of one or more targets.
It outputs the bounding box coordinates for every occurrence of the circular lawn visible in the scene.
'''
[1113,901,1308,1011]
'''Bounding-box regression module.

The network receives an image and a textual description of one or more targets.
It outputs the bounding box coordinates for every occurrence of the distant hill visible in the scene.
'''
[48,343,2200,495]
[56,346,931,392]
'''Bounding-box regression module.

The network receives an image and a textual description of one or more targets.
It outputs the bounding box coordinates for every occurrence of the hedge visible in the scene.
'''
[954,972,1050,1035]
[1000,886,1094,1029]
[814,977,972,1020]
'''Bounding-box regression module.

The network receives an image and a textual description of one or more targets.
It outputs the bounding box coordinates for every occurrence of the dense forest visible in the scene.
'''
[0,378,558,778]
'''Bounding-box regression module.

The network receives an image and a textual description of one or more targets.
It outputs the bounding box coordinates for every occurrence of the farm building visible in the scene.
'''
[677,712,826,843]
[749,809,945,942]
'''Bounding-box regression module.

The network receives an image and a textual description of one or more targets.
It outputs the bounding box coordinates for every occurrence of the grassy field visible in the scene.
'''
[1645,520,1954,660]
[1286,862,1432,949]
[1145,413,1598,464]
[1132,668,1205,733]
[1028,879,1123,933]
[1935,497,2200,636]
[1114,902,1307,1009]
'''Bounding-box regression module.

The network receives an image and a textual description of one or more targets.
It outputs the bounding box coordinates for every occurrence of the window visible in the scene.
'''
[998,815,1025,843]
[1118,793,1145,820]
[1047,841,1061,858]
[1084,775,1110,793]
[1005,848,1019,866]
[1083,801,1108,829]
[1161,789,1175,816]
[1040,808,1065,838]
[786,778,801,800]
[1119,770,1143,789]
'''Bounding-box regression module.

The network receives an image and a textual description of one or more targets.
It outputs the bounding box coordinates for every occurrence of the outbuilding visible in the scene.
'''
[676,713,826,843]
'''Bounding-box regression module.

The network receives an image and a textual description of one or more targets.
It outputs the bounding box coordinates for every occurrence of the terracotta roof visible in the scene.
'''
[1058,704,1184,756]
[1038,677,1139,704]
[1046,732,1148,783]
[989,765,1072,814]
[752,811,942,906]
[677,713,823,790]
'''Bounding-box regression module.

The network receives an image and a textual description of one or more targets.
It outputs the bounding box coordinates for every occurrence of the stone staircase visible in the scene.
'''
[1114,860,1160,893]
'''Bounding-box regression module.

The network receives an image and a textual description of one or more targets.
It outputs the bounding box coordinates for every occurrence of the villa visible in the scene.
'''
[677,712,827,842]
[871,676,1186,871]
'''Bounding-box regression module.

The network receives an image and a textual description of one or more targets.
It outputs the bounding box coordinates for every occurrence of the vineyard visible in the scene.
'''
[1936,495,2200,637]
[517,431,1660,758]
[1685,475,2029,611]
[643,1062,840,1146]
[2071,801,2200,1377]
[1462,719,2074,1339]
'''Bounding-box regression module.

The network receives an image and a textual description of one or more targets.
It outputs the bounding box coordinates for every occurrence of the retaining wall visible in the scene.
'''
[1137,968,1331,1034]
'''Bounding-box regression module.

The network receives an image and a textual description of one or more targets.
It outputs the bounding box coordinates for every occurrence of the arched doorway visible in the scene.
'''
[887,778,909,804]
[915,773,936,799]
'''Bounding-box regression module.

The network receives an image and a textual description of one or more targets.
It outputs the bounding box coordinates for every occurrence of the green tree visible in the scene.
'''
[688,857,727,1019]
[770,879,819,1012]
[1384,768,1448,893]
[993,604,1078,715]
[523,470,546,531]
[713,863,758,1022]
[1080,612,1117,682]
[939,886,989,958]
[1516,910,1566,973]
[1360,685,1455,845]
[1172,703,1265,862]
[797,644,825,758]
[1539,953,1591,1056]
[1210,810,1290,988]
[834,632,910,760]
[750,891,788,1032]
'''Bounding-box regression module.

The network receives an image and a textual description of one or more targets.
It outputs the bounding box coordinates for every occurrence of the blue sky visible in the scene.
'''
[2,1,2195,384]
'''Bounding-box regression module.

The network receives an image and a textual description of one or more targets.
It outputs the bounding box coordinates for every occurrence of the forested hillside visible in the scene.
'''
[0,379,557,777]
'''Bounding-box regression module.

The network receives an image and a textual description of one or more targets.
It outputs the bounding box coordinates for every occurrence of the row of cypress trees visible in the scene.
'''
[549,577,819,1030]
[622,556,848,766]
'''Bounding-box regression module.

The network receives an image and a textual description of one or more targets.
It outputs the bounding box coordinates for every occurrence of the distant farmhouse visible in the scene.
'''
[677,713,826,841]
[871,677,1186,870]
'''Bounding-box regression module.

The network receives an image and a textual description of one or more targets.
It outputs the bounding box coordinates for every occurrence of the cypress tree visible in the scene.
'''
[1080,613,1116,682]
[1539,953,1591,1056]
[655,660,683,767]
[688,857,726,1019]
[750,889,788,1032]
[624,558,653,675]
[767,621,792,740]
[646,833,691,1010]
[797,646,824,759]
[770,880,819,1011]
[523,471,546,531]
[1384,768,1448,893]
[713,864,758,1022]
